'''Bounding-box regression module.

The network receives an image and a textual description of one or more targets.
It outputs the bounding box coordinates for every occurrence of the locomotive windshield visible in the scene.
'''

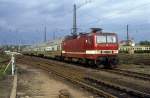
[96,35,117,43]
[96,35,106,43]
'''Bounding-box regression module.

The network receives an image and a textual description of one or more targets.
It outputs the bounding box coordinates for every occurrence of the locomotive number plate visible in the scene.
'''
[102,50,112,54]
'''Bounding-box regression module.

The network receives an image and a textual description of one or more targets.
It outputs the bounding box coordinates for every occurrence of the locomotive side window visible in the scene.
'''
[96,35,106,43]
[107,35,116,43]
[87,37,93,44]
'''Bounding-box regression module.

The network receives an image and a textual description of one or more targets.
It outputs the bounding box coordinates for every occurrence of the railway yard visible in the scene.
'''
[1,0,150,98]
[0,24,150,98]
[0,47,150,98]
[0,54,148,98]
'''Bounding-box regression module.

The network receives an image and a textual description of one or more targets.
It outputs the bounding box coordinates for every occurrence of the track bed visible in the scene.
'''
[16,55,150,98]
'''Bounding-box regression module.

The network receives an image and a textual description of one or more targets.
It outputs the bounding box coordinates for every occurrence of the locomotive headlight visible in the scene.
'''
[113,50,118,54]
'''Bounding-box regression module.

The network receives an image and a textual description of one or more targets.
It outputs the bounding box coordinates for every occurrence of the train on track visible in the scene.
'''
[119,45,150,53]
[23,28,119,68]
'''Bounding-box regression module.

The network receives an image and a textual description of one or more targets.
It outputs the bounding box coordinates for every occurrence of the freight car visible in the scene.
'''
[23,28,119,68]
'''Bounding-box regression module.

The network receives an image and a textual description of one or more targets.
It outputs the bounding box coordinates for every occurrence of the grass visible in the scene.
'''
[0,64,12,80]
[0,54,11,79]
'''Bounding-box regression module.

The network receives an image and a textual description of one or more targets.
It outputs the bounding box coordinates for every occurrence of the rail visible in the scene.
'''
[103,69,150,81]
[85,77,150,98]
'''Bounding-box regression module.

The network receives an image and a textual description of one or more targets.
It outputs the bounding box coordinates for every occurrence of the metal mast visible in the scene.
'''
[71,1,91,36]
[72,4,77,36]
[44,26,47,42]
[127,24,129,41]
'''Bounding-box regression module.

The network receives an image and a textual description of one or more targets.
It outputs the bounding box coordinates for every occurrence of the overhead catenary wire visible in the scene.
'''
[78,1,150,27]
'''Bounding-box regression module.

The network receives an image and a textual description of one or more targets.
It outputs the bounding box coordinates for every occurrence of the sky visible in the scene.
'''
[0,0,150,45]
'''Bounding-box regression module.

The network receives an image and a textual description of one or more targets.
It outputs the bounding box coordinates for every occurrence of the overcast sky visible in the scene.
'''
[0,0,150,45]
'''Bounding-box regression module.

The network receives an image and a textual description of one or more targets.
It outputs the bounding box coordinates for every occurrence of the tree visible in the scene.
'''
[139,40,150,46]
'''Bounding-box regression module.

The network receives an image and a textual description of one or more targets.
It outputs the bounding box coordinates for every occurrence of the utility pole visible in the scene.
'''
[72,4,77,36]
[44,26,47,42]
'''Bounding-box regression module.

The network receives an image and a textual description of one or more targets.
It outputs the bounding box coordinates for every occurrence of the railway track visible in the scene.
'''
[17,57,116,98]
[38,65,117,98]
[25,55,150,82]
[16,56,150,98]
[84,77,150,98]
[103,68,150,81]
[42,55,150,81]
[43,56,150,82]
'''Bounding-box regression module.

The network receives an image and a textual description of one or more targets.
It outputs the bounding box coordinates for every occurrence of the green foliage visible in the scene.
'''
[139,40,150,46]
[0,68,6,80]
[0,64,12,79]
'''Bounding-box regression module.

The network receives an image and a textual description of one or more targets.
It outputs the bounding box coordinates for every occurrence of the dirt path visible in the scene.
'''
[17,64,94,98]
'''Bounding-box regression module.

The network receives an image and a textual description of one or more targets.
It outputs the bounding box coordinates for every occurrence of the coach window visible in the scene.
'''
[57,45,60,50]
[52,47,54,51]
[147,47,149,50]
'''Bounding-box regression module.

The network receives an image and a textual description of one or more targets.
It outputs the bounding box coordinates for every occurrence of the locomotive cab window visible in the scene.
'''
[96,35,106,43]
[107,35,116,43]
[96,35,117,43]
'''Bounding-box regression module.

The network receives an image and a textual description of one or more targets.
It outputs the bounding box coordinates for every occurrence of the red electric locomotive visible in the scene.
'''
[62,28,119,68]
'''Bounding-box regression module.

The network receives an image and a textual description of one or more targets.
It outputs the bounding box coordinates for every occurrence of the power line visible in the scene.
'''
[71,0,92,35]
[79,1,150,27]
[77,0,92,9]
[62,0,92,17]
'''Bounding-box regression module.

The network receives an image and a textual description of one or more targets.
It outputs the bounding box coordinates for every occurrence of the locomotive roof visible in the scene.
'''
[91,28,103,32]
[64,31,116,41]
